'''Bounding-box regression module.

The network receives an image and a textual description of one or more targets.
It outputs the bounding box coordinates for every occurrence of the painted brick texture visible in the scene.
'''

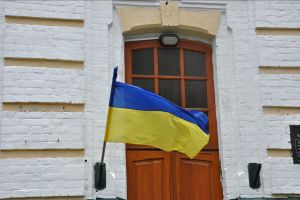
[214,12,241,200]
[267,157,300,194]
[219,1,265,198]
[0,0,89,199]
[1,111,84,149]
[0,158,84,198]
[263,113,295,149]
[82,0,115,199]
[255,0,300,197]
[4,24,84,60]
[255,1,300,28]
[255,2,300,167]
[1,0,300,200]
[0,0,4,155]
[257,36,300,67]
[4,1,85,20]
[260,73,300,107]
[3,67,85,103]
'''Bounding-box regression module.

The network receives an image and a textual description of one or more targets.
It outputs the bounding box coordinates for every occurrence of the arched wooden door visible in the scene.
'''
[125,40,223,200]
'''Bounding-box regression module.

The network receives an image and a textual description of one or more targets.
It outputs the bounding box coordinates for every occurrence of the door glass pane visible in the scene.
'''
[158,79,181,106]
[132,78,155,93]
[132,48,154,75]
[184,50,205,76]
[158,48,180,75]
[185,80,207,108]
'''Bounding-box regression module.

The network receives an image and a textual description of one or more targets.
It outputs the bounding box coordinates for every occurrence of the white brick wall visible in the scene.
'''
[4,24,84,60]
[260,73,300,107]
[1,111,84,149]
[1,0,300,199]
[255,0,300,28]
[3,67,85,103]
[0,0,89,199]
[4,1,85,20]
[222,1,266,198]
[0,0,4,151]
[0,158,84,198]
[214,11,241,199]
[263,114,300,149]
[267,157,300,194]
[254,0,300,198]
[258,36,300,67]
[83,0,115,199]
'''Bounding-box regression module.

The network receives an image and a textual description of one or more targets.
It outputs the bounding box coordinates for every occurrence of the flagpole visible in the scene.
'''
[95,67,118,191]
[100,141,106,164]
[101,66,118,164]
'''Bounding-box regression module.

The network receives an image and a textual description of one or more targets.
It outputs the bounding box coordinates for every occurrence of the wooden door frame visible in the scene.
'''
[125,39,223,200]
[125,39,219,150]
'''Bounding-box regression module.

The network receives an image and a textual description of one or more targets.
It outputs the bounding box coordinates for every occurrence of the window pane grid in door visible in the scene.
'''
[132,48,154,75]
[130,45,210,114]
[132,75,181,79]
[131,75,207,80]
[158,79,182,106]
[185,80,208,108]
[184,49,206,77]
[158,48,180,76]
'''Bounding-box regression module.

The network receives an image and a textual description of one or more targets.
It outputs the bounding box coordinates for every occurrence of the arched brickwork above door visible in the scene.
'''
[116,2,221,39]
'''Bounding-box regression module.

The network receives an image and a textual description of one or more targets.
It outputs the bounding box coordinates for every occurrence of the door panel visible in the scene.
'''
[126,151,172,200]
[175,152,223,200]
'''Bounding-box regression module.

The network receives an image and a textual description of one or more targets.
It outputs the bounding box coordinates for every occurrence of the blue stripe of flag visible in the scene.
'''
[111,81,208,134]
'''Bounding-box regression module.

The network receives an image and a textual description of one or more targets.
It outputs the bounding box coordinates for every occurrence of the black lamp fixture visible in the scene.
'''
[159,33,180,47]
[94,162,106,190]
[248,163,262,189]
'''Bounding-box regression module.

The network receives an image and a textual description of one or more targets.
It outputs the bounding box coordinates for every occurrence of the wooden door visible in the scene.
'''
[175,152,223,200]
[126,151,172,200]
[125,40,223,200]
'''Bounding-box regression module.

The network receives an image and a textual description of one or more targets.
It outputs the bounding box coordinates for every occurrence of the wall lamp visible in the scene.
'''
[248,163,262,189]
[159,33,180,47]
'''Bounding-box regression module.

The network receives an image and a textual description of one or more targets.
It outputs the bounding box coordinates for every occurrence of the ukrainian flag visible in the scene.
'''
[104,67,209,159]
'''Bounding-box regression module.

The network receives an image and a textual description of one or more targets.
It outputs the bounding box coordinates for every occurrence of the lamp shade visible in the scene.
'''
[159,34,179,46]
